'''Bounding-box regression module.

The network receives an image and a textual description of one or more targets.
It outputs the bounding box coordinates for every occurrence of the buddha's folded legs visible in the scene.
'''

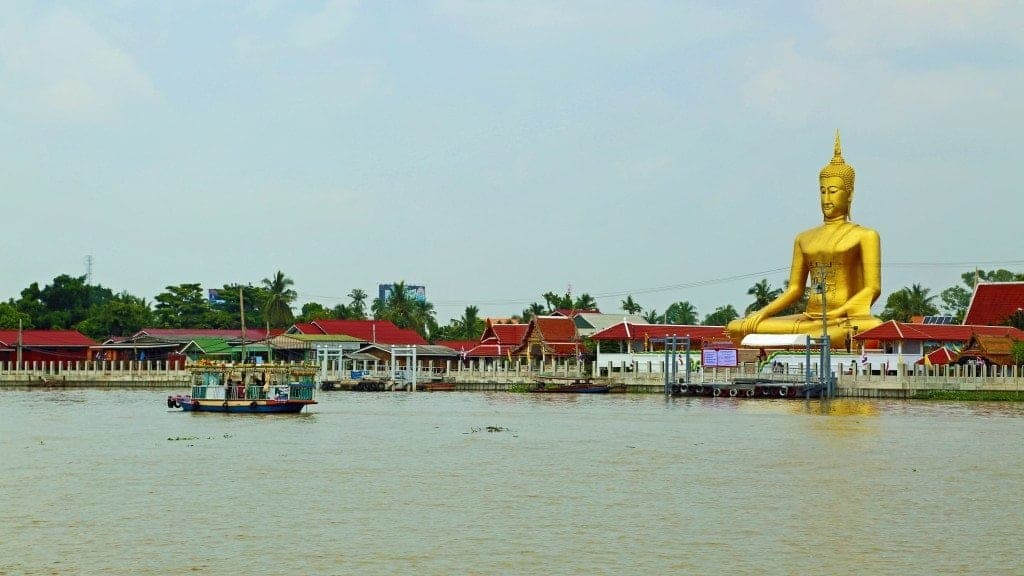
[730,314,882,347]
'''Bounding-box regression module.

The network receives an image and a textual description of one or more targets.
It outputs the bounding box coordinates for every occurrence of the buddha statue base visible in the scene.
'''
[728,313,882,349]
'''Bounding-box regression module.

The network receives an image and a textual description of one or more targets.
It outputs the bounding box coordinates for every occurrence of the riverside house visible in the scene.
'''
[0,330,96,365]
[589,322,729,374]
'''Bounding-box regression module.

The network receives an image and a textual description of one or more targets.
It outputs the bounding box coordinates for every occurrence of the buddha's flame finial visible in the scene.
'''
[831,129,844,165]
[820,129,855,187]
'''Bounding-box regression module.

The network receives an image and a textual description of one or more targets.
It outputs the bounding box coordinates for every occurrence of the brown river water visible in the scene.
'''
[1,389,1021,575]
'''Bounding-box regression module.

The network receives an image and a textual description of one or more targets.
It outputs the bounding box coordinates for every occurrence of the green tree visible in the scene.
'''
[642,309,662,323]
[454,305,485,340]
[372,281,437,338]
[261,271,297,328]
[77,293,154,339]
[879,284,939,322]
[621,295,642,315]
[1002,309,1024,331]
[966,269,1024,286]
[664,301,699,325]
[0,301,32,330]
[519,302,546,323]
[702,304,739,326]
[745,279,783,315]
[940,285,971,322]
[574,293,597,311]
[213,284,266,328]
[430,322,462,342]
[1012,341,1024,365]
[155,284,228,328]
[14,283,47,327]
[332,303,353,319]
[17,274,114,329]
[347,289,368,320]
[542,291,573,313]
[297,302,333,322]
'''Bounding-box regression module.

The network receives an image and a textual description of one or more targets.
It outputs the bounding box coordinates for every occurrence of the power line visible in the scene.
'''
[294,259,1024,309]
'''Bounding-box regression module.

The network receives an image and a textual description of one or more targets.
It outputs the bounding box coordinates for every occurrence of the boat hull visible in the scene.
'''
[532,385,611,393]
[179,398,316,414]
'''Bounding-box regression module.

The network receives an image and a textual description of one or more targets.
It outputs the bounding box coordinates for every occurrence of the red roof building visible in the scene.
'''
[513,316,581,360]
[589,322,728,350]
[290,319,427,345]
[433,340,479,354]
[465,320,529,359]
[131,328,282,341]
[963,282,1024,326]
[0,330,97,363]
[853,320,1024,357]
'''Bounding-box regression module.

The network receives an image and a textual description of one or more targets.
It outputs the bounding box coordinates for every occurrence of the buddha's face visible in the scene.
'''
[820,176,851,219]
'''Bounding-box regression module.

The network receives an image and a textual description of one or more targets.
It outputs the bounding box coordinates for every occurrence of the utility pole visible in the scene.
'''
[812,263,833,398]
[17,318,23,370]
[239,287,246,364]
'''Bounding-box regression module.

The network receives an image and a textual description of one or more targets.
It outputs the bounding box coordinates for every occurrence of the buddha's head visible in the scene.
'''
[819,130,855,221]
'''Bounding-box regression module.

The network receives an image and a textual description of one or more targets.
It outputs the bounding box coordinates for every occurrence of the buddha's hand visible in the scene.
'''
[740,312,764,334]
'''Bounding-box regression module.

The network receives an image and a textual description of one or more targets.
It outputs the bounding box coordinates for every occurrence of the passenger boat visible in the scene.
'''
[167,362,318,414]
[532,376,610,394]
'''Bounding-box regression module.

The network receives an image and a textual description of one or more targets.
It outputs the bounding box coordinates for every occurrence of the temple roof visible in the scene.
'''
[854,320,1024,342]
[963,282,1024,325]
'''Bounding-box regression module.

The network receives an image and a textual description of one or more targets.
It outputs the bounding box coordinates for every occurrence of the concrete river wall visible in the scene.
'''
[1,359,1022,398]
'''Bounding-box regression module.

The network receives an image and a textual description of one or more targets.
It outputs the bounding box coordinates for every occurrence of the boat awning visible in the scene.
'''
[740,334,813,348]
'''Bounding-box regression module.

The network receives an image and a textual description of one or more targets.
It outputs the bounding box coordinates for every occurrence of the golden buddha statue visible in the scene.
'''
[727,131,882,346]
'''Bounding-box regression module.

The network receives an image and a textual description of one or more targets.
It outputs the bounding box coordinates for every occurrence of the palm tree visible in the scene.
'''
[745,279,783,315]
[520,302,546,322]
[621,295,642,315]
[573,293,597,311]
[373,281,436,338]
[702,304,739,326]
[261,271,297,328]
[880,283,938,322]
[456,305,485,340]
[664,301,698,325]
[373,281,412,326]
[642,309,662,323]
[347,289,368,320]
[542,291,572,313]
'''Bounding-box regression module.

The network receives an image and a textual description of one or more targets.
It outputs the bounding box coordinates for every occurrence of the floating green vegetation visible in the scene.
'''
[508,384,532,393]
[167,436,199,441]
[912,390,1024,402]
[464,426,514,434]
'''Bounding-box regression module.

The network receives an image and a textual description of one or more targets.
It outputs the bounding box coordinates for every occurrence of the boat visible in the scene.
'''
[167,362,318,413]
[531,375,610,394]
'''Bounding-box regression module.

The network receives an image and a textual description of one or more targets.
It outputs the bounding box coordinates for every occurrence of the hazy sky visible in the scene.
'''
[3,1,1022,323]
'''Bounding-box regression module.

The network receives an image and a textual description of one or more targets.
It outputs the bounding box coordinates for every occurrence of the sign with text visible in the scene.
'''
[702,348,738,367]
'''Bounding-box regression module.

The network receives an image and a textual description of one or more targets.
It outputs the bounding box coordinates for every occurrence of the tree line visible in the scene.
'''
[1,269,1021,341]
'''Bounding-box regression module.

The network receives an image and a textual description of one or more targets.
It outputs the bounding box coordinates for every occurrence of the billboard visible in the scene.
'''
[378,284,426,303]
[208,289,226,304]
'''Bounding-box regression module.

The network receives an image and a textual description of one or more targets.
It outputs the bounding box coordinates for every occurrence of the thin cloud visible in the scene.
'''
[288,0,359,51]
[0,7,158,124]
